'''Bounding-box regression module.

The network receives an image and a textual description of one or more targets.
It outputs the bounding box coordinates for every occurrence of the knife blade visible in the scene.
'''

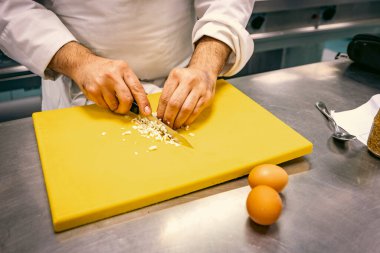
[128,101,193,148]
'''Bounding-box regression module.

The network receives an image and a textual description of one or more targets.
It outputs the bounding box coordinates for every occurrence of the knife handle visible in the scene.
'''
[130,101,139,114]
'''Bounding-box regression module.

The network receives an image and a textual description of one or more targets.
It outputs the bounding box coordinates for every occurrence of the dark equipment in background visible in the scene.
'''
[347,34,380,72]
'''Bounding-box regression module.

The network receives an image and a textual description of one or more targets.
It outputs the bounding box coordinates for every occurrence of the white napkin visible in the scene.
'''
[331,94,380,145]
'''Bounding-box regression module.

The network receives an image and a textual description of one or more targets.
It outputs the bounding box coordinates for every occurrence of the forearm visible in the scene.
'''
[188,36,232,79]
[48,41,95,81]
[47,41,151,115]
[192,0,254,77]
[0,1,77,78]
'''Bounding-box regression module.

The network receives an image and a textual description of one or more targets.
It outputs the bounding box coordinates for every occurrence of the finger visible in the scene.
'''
[101,88,119,111]
[96,94,109,109]
[185,97,209,126]
[82,84,108,109]
[164,88,189,128]
[173,91,199,129]
[88,93,108,109]
[114,82,134,114]
[123,72,151,115]
[163,81,192,128]
[157,75,179,120]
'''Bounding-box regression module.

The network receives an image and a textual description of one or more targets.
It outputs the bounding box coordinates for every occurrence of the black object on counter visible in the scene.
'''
[347,34,380,72]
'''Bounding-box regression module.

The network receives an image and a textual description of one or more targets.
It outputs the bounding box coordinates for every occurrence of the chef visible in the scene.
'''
[0,0,254,129]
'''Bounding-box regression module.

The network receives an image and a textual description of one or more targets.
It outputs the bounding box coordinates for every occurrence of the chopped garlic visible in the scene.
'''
[189,133,195,137]
[122,139,126,141]
[152,112,157,117]
[134,151,139,155]
[131,116,179,146]
[148,145,158,151]
[101,132,107,136]
[121,130,131,135]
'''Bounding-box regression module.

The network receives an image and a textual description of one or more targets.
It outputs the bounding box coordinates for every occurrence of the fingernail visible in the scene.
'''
[144,106,151,115]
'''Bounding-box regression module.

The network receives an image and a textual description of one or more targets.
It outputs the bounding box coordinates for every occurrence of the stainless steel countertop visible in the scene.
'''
[1,59,380,253]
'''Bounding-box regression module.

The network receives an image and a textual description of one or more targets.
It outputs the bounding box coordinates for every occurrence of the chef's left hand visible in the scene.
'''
[157,36,231,129]
[157,67,217,129]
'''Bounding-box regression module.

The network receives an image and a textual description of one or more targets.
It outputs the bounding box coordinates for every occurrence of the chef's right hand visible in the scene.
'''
[48,42,151,115]
[73,56,151,115]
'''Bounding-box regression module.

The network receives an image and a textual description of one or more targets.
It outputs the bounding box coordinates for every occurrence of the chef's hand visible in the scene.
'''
[157,36,231,129]
[157,67,216,129]
[47,42,151,115]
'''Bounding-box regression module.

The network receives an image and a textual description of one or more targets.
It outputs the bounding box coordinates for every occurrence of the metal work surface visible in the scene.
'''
[1,60,380,253]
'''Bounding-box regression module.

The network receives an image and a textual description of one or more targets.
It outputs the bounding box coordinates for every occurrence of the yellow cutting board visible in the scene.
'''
[33,80,312,232]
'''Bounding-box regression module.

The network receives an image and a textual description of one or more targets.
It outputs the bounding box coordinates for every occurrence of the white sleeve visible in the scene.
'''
[193,0,255,76]
[0,0,77,79]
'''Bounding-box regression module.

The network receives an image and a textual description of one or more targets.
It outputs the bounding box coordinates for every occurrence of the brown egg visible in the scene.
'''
[246,185,282,225]
[248,164,288,192]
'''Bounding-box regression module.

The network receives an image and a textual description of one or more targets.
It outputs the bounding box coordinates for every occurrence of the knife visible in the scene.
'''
[129,101,193,148]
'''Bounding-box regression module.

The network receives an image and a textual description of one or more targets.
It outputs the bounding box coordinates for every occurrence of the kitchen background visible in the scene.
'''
[1,0,380,122]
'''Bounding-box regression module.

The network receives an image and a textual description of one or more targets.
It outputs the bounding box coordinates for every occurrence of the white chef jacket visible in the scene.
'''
[0,0,254,110]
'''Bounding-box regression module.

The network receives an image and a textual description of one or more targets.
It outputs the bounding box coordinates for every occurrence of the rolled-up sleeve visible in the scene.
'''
[193,0,255,76]
[0,0,77,79]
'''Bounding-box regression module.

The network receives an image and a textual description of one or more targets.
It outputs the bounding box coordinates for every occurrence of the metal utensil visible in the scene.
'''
[315,101,357,141]
[129,101,193,148]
